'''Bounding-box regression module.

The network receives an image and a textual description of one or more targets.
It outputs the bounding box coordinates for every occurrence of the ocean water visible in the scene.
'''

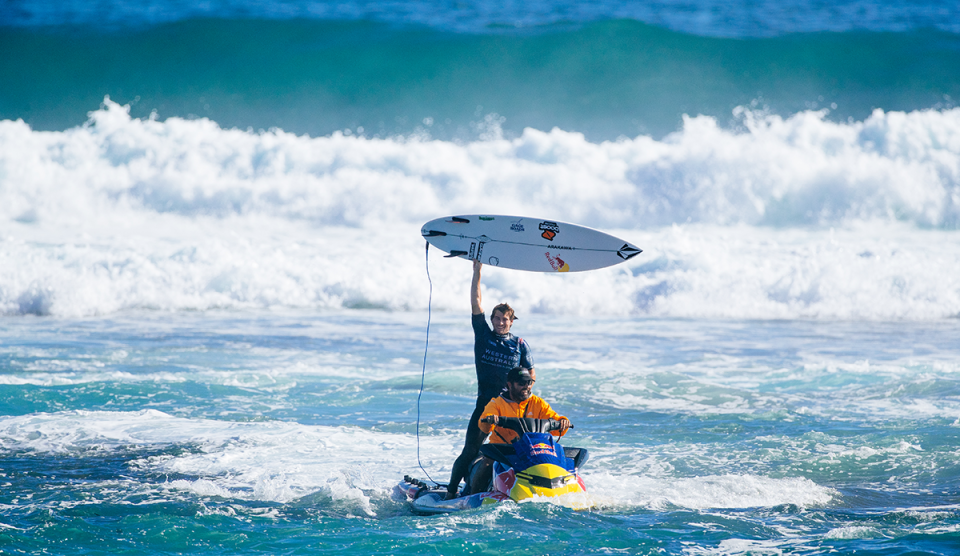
[3,4,960,139]
[2,1,960,554]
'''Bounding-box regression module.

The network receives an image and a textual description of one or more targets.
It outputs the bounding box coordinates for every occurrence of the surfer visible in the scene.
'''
[445,260,534,500]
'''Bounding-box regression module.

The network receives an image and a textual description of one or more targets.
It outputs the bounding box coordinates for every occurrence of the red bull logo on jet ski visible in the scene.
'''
[529,442,557,457]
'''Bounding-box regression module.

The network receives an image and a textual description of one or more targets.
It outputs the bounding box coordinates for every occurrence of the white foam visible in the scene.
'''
[2,100,960,319]
[0,410,461,516]
[586,471,836,510]
[560,347,960,420]
[0,408,839,516]
[823,525,879,539]
[0,371,186,386]
[684,538,787,556]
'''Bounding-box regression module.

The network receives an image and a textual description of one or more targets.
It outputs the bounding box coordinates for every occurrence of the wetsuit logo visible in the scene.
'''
[539,221,559,241]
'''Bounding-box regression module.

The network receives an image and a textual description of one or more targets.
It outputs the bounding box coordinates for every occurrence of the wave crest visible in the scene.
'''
[3,99,959,229]
[2,100,960,319]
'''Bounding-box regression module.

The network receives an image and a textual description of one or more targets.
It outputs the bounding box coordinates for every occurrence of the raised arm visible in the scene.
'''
[471,260,483,315]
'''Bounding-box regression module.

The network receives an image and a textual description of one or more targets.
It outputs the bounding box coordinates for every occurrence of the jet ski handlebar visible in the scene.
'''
[480,416,572,433]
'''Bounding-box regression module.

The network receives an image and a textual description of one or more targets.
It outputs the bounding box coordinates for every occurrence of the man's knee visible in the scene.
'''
[468,456,494,494]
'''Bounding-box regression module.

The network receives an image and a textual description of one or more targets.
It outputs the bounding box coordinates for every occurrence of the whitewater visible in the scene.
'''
[3,99,959,321]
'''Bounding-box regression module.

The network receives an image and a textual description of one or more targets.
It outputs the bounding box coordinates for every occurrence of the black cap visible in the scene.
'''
[507,367,533,383]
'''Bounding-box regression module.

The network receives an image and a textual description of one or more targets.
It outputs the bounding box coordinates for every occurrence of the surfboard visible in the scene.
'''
[421,215,641,272]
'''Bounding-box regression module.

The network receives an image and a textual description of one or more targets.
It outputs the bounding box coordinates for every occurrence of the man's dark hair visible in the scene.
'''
[491,303,516,320]
[507,367,533,383]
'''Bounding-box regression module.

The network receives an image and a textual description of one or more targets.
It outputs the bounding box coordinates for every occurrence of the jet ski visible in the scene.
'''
[396,417,590,514]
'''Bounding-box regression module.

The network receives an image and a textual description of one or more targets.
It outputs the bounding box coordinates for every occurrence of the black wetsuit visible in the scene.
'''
[447,313,533,495]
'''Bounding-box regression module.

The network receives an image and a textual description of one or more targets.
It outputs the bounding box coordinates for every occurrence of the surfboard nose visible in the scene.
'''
[617,244,642,260]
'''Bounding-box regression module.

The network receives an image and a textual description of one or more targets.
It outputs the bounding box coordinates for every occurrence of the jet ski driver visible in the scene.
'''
[445,260,535,500]
[479,366,571,445]
[464,366,572,494]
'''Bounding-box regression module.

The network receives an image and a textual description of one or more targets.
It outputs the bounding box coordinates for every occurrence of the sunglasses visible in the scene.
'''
[516,379,535,387]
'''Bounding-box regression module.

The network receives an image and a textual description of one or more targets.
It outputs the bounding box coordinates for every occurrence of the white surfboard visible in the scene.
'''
[421,215,641,272]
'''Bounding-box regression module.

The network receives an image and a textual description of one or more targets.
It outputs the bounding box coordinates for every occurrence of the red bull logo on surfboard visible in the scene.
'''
[545,252,570,272]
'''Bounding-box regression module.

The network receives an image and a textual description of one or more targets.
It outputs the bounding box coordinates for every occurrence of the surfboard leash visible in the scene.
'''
[416,241,438,485]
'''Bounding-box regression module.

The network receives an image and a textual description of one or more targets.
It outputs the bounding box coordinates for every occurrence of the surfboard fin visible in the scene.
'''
[617,244,642,260]
[444,250,469,258]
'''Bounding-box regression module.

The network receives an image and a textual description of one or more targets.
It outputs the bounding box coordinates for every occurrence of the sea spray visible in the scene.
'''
[2,100,959,319]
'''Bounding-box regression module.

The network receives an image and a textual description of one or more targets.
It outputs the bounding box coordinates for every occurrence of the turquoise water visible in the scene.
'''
[2,313,960,554]
[2,19,959,139]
